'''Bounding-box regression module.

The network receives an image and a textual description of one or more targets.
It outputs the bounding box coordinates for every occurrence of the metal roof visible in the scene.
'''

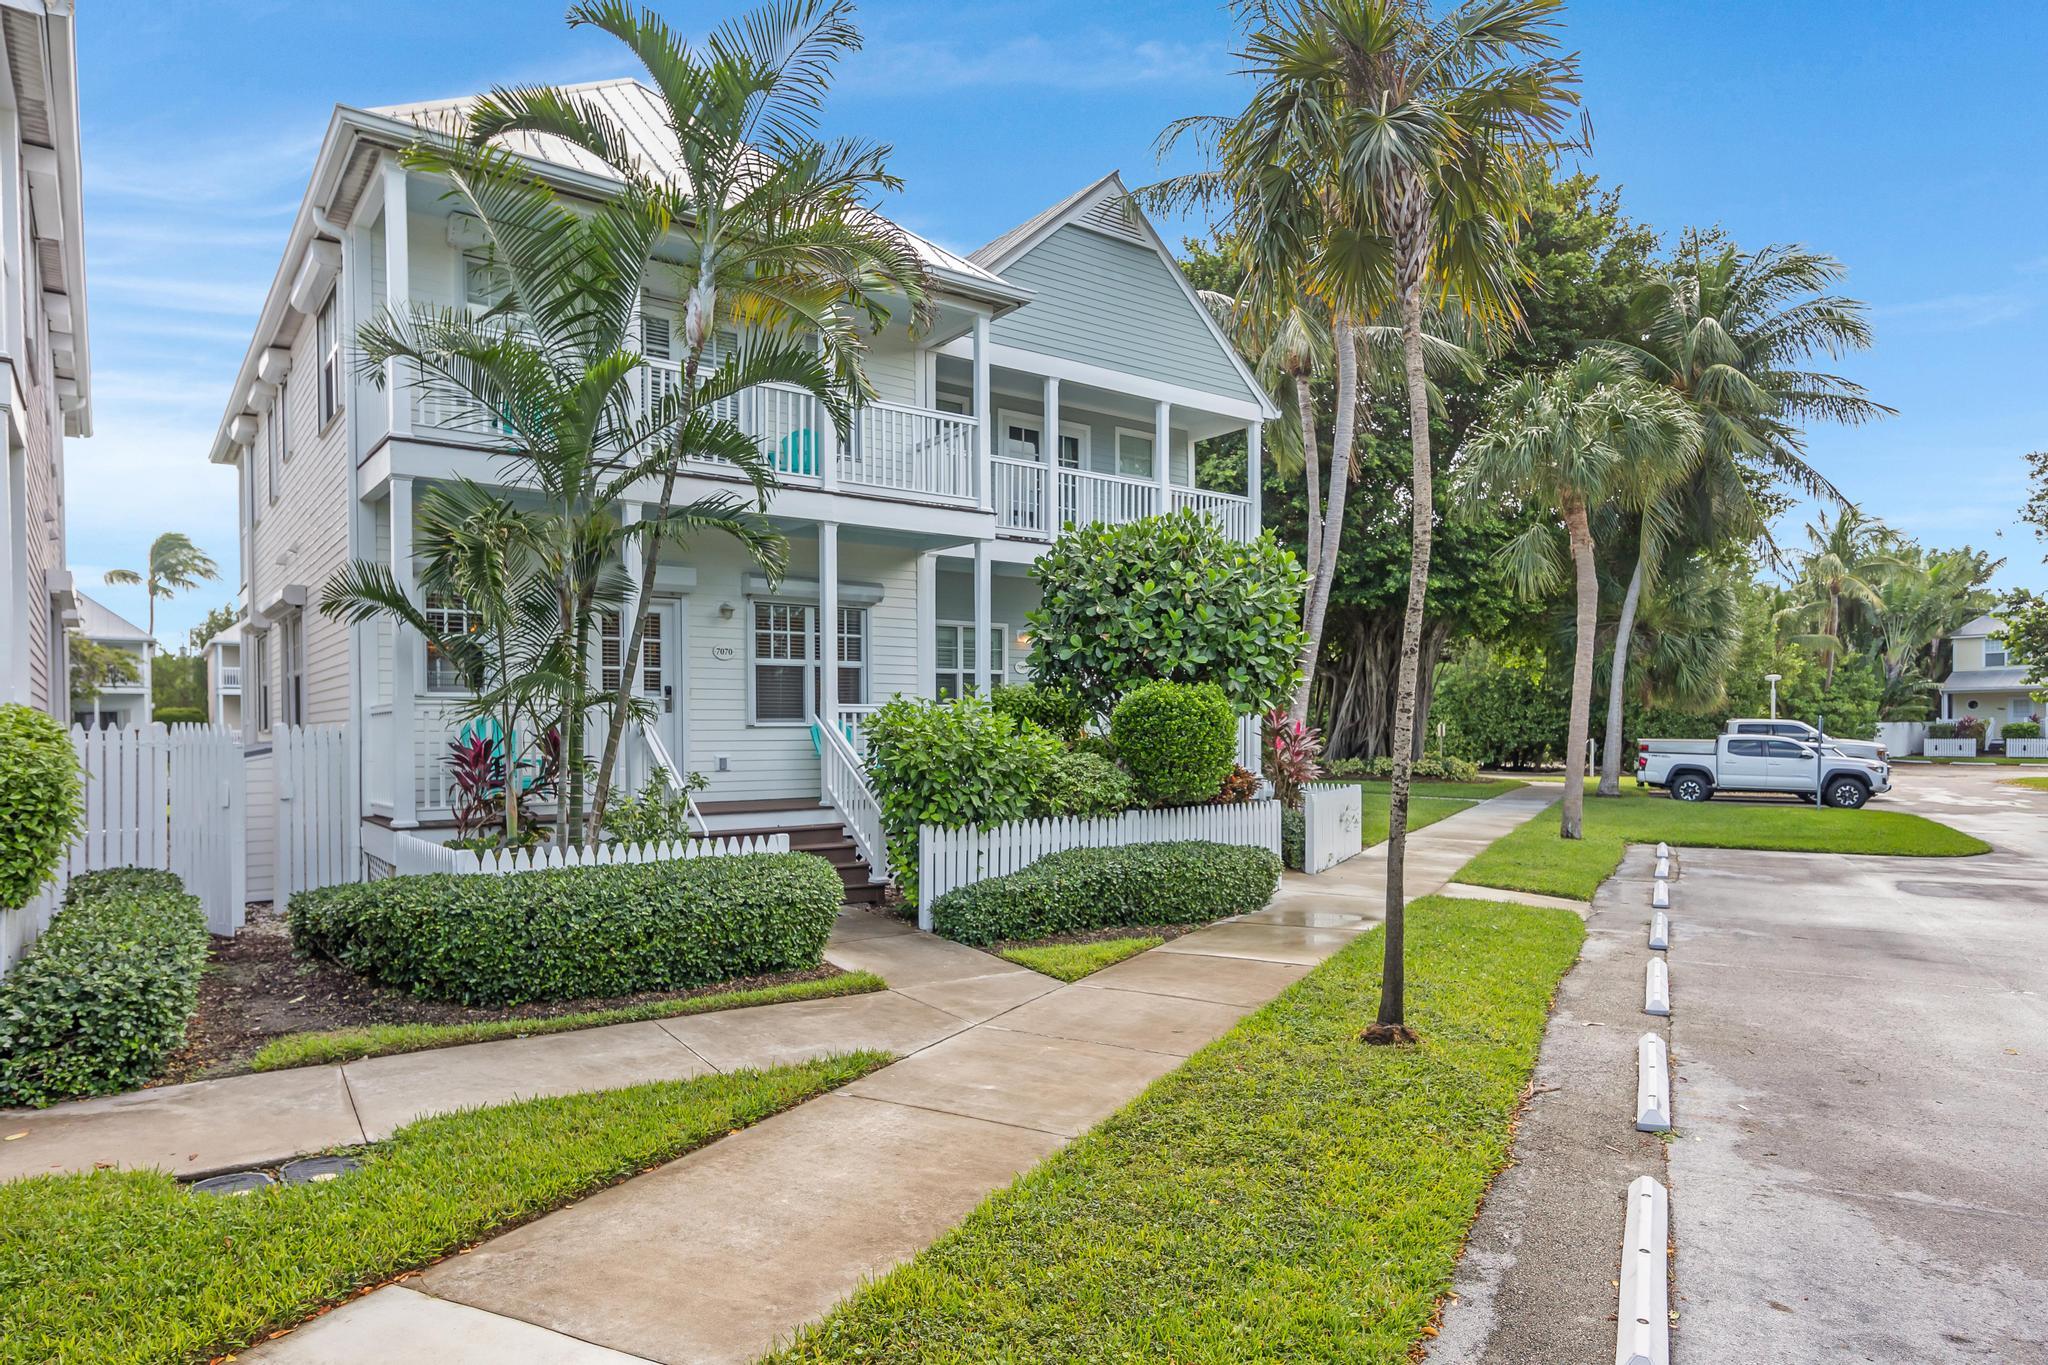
[73,591,150,643]
[1940,667,2032,692]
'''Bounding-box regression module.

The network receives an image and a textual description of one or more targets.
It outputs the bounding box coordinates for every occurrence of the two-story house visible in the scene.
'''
[206,79,1274,889]
[1939,614,2037,739]
[69,589,150,726]
[0,0,91,721]
[202,619,241,730]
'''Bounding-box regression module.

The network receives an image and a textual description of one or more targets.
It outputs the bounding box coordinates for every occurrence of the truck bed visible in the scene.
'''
[1639,738,1717,754]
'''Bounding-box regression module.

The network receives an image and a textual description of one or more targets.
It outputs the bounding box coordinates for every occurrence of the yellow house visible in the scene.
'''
[1939,614,2039,739]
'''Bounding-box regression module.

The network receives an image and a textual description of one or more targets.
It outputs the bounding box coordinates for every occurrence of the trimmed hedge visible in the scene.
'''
[931,840,1280,947]
[0,703,83,910]
[1032,750,1137,818]
[990,683,1091,743]
[289,852,844,1006]
[1110,680,1237,806]
[2003,721,2041,740]
[0,868,209,1107]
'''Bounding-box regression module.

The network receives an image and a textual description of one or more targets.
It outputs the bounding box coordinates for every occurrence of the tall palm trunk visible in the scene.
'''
[1290,316,1357,724]
[1560,496,1599,839]
[1296,373,1323,575]
[1598,549,1647,796]
[1373,241,1434,1041]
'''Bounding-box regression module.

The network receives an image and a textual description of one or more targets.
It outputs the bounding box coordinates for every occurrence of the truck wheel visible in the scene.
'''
[1671,774,1711,802]
[1824,777,1869,809]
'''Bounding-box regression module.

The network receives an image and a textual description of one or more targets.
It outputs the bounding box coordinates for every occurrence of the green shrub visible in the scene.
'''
[0,704,83,910]
[1026,509,1306,716]
[1323,753,1481,783]
[604,769,710,846]
[290,853,843,1006]
[151,705,207,725]
[1280,809,1305,872]
[1110,681,1236,806]
[2003,721,2042,740]
[990,683,1091,743]
[1031,750,1137,818]
[1072,733,1117,763]
[931,841,1280,946]
[1927,722,1958,740]
[0,868,208,1107]
[863,695,1063,904]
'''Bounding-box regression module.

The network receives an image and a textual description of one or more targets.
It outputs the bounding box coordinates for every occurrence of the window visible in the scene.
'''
[422,592,481,693]
[1726,738,1766,758]
[266,383,286,504]
[1763,739,1809,760]
[595,608,663,695]
[250,629,272,735]
[279,612,305,728]
[2011,698,2036,723]
[999,413,1087,468]
[316,289,344,427]
[1114,428,1155,479]
[749,601,867,723]
[1985,636,2009,667]
[934,620,1007,699]
[463,254,514,314]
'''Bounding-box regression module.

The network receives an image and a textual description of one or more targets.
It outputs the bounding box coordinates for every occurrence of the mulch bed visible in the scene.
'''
[156,905,846,1085]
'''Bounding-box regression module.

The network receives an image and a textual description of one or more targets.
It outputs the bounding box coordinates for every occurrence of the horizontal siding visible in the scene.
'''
[992,225,1256,406]
[933,563,1038,687]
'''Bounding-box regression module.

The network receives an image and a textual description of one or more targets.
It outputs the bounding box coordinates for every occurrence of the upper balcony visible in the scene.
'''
[991,459,1255,542]
[217,666,242,693]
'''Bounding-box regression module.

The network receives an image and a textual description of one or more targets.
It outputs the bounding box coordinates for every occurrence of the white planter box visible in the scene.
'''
[2005,738,2048,758]
[1302,782,1364,874]
[1926,738,1979,757]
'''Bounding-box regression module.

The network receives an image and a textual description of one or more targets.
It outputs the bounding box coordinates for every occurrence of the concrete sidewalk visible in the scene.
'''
[240,784,1559,1364]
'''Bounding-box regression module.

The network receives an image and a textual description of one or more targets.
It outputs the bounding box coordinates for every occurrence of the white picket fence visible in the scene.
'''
[3,723,249,978]
[274,724,361,900]
[916,799,1284,930]
[389,829,791,877]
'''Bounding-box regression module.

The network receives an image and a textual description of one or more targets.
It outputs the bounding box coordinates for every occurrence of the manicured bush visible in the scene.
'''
[1110,680,1236,806]
[0,703,83,910]
[863,695,1063,904]
[1027,509,1307,716]
[1927,721,1958,740]
[1953,714,1986,740]
[1032,750,1138,818]
[151,705,207,725]
[290,852,843,1006]
[0,868,209,1107]
[1323,753,1482,783]
[2004,720,2042,740]
[990,682,1091,743]
[1281,808,1305,871]
[931,840,1280,946]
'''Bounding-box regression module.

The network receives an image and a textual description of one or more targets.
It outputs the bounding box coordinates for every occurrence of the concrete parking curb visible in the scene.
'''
[1653,855,1671,880]
[1651,880,1669,910]
[1635,1033,1671,1132]
[1616,1175,1671,1365]
[1644,958,1670,1016]
[1648,911,1668,951]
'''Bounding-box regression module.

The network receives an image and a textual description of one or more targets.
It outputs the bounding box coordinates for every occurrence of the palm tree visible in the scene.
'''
[466,0,934,833]
[104,532,219,647]
[1593,235,1893,794]
[1775,506,1900,684]
[1459,350,1701,838]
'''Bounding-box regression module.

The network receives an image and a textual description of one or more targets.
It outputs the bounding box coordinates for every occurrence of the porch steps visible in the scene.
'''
[714,816,888,908]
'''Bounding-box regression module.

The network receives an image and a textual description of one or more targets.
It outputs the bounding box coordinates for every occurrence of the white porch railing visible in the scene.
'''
[991,460,1259,543]
[832,703,882,756]
[1061,467,1161,532]
[845,401,978,501]
[817,716,888,886]
[218,666,242,690]
[1173,487,1257,541]
[916,799,1284,930]
[390,828,788,877]
[992,458,1052,536]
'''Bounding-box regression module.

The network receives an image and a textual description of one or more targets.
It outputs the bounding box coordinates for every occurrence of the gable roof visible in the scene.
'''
[74,591,150,643]
[1956,614,2005,639]
[972,173,1277,419]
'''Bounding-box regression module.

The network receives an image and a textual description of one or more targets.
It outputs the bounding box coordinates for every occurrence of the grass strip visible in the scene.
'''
[770,898,1584,1364]
[246,971,888,1072]
[0,1052,888,1365]
[998,936,1163,982]
[1348,778,1529,801]
[2002,776,2048,792]
[1455,783,1989,901]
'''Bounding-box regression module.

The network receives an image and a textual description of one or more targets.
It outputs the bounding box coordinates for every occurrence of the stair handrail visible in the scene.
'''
[816,716,889,884]
[638,717,709,840]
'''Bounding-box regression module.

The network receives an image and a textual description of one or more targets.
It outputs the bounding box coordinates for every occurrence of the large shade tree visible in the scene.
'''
[1459,350,1701,838]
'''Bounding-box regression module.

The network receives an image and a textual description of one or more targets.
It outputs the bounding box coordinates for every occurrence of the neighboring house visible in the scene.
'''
[1939,614,2038,740]
[70,590,151,727]
[202,620,242,729]
[205,79,1275,882]
[0,1,91,719]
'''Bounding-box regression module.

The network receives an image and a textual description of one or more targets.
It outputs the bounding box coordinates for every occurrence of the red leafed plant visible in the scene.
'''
[446,734,506,841]
[1213,764,1260,804]
[1262,708,1323,810]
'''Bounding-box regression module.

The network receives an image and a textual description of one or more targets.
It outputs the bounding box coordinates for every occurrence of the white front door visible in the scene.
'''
[641,599,686,774]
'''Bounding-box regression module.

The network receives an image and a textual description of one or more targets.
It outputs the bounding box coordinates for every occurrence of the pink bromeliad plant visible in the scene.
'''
[1262,708,1324,809]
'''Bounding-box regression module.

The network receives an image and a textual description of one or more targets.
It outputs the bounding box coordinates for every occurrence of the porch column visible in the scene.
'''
[972,312,992,511]
[915,551,937,699]
[1153,399,1172,512]
[390,475,418,828]
[818,521,839,728]
[380,156,412,439]
[1041,375,1060,537]
[0,447,21,704]
[972,538,992,695]
[1246,420,1263,539]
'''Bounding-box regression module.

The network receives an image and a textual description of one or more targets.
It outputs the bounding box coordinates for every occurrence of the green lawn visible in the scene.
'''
[769,898,1585,1365]
[1455,784,1989,901]
[2002,776,2048,792]
[998,937,1163,982]
[246,971,888,1072]
[0,1053,888,1365]
[1350,778,1530,802]
[1338,778,1524,848]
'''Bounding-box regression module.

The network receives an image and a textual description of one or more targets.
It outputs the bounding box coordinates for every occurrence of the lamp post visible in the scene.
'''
[1765,673,1782,720]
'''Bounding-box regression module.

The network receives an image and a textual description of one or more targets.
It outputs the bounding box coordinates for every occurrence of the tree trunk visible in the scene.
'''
[1296,373,1323,577]
[1560,497,1599,840]
[1598,549,1647,796]
[589,464,681,840]
[1291,315,1357,723]
[1375,262,1434,1038]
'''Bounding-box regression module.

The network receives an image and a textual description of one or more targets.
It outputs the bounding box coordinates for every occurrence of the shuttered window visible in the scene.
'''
[750,601,867,723]
[934,621,1007,699]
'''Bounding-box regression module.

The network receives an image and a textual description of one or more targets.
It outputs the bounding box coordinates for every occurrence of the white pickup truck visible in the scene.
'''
[1723,718,1887,764]
[1635,734,1892,808]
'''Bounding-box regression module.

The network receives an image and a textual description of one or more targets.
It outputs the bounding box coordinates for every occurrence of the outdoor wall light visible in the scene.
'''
[718,601,735,619]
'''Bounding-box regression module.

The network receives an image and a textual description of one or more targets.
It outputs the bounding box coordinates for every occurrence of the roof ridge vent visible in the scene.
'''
[1076,189,1148,244]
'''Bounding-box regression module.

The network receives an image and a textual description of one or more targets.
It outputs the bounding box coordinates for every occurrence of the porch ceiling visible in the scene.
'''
[936,353,1248,440]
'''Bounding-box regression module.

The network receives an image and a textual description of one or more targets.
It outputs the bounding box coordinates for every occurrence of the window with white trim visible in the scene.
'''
[279,612,305,728]
[422,592,481,694]
[1985,636,2009,667]
[1114,428,1155,479]
[250,628,272,736]
[596,608,664,696]
[2010,697,2036,723]
[464,255,514,314]
[749,601,867,723]
[934,620,1007,699]
[999,413,1086,469]
[316,289,343,427]
[266,382,287,504]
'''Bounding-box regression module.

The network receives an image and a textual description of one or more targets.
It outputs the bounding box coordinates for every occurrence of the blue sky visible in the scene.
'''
[67,0,2048,648]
